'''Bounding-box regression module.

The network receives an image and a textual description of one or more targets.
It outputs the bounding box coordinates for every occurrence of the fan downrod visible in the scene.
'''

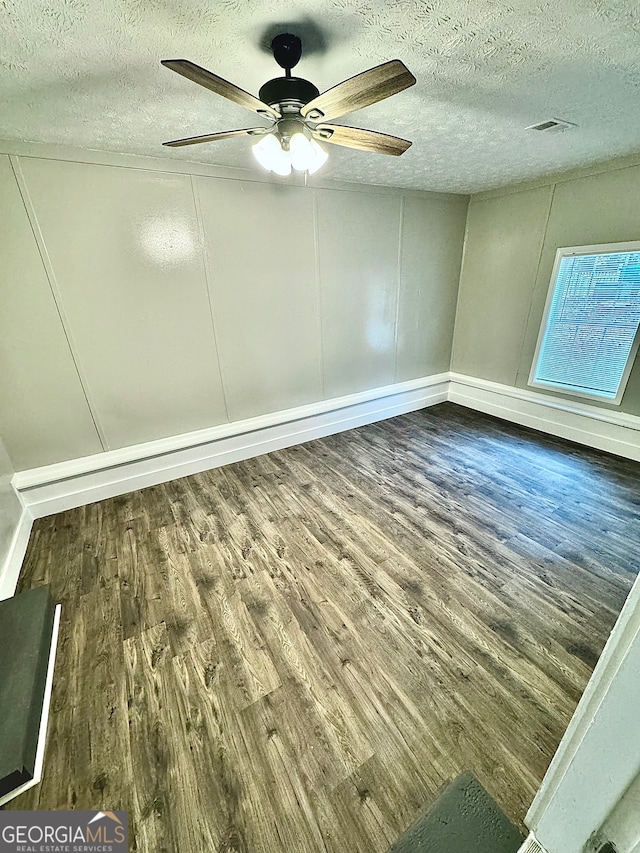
[259,33,319,109]
[271,33,302,77]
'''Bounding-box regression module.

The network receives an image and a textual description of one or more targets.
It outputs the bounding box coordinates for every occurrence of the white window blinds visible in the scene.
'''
[531,247,640,402]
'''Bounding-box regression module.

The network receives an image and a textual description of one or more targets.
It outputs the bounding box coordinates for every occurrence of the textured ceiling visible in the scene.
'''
[2,0,640,193]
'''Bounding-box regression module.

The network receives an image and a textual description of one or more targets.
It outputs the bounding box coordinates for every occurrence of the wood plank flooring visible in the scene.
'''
[10,403,640,852]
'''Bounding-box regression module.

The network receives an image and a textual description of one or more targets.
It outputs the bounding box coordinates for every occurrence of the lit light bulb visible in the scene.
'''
[271,146,292,176]
[290,133,328,174]
[306,138,328,175]
[252,134,292,176]
[252,133,277,170]
[252,131,326,176]
[290,132,312,171]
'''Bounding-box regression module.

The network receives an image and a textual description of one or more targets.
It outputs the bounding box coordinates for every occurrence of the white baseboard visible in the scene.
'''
[14,375,449,518]
[0,508,34,601]
[10,371,640,523]
[517,832,548,853]
[449,373,640,462]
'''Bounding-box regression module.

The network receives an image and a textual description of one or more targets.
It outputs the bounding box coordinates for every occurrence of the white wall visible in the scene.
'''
[0,147,468,472]
[0,156,102,469]
[452,160,640,416]
[601,771,640,853]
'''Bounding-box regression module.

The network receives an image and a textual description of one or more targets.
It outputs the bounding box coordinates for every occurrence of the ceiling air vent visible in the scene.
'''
[527,118,577,132]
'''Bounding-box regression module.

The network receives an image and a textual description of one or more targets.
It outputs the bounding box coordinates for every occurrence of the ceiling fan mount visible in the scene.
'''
[161,32,416,174]
[271,32,303,74]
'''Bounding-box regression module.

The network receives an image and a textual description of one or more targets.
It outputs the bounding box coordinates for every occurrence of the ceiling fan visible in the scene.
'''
[161,33,416,176]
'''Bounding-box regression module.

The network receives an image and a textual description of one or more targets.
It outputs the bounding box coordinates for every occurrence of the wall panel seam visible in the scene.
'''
[311,189,325,399]
[514,182,557,384]
[189,174,231,423]
[449,201,473,370]
[392,196,405,382]
[8,156,109,452]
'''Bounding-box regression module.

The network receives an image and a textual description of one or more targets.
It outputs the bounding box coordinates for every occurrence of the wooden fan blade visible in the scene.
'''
[162,59,280,119]
[163,128,267,147]
[313,124,412,156]
[301,59,415,122]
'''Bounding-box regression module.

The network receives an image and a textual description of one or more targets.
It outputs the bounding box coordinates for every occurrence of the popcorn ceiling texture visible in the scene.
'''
[2,0,640,193]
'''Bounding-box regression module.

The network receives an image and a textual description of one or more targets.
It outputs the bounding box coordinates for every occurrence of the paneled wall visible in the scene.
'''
[0,151,467,470]
[452,162,640,415]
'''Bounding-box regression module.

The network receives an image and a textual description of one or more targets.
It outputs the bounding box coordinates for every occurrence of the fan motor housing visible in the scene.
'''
[259,76,319,110]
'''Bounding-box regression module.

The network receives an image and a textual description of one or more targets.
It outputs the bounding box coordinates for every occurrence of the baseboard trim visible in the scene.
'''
[0,508,34,601]
[14,375,449,518]
[10,371,640,521]
[517,832,548,853]
[449,373,640,462]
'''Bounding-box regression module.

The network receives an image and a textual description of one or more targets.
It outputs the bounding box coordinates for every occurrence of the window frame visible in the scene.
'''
[528,241,640,405]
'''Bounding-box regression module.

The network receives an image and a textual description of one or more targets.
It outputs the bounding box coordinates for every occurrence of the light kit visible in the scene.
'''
[252,128,328,176]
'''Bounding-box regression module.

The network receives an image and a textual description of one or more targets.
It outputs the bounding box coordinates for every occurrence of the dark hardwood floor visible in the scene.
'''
[11,403,640,852]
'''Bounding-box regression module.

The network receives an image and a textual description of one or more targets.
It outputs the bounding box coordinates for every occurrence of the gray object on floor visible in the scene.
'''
[0,585,56,798]
[388,771,525,853]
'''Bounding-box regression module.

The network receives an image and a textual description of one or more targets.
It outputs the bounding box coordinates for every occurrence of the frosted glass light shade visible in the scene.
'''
[306,138,328,175]
[252,132,327,176]
[252,134,291,176]
[290,133,312,171]
[290,133,328,174]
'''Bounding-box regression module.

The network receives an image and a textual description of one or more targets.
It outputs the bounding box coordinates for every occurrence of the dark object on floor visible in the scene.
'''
[388,771,525,853]
[0,585,56,798]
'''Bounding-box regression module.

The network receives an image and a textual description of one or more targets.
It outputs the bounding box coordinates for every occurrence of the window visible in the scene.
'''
[530,242,640,404]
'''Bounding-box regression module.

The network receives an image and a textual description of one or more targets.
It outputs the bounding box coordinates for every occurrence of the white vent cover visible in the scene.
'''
[526,118,577,132]
[518,831,549,853]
